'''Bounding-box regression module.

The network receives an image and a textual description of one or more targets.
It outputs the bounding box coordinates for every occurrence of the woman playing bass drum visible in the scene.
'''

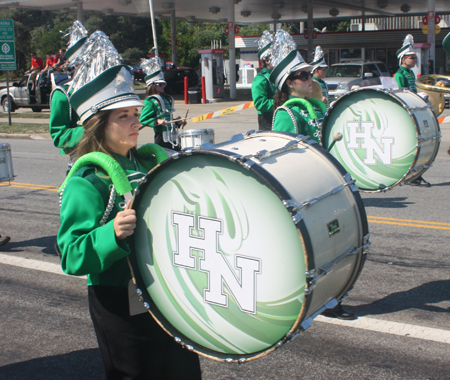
[57,33,201,380]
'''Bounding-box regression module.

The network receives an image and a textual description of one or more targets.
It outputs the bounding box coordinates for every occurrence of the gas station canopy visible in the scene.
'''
[1,0,449,23]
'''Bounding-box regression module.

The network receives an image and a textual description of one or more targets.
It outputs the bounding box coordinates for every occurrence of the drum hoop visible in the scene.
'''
[178,129,214,137]
[129,142,318,362]
[322,88,440,192]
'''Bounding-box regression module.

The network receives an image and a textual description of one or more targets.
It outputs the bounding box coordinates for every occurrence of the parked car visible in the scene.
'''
[129,65,146,82]
[0,71,71,113]
[164,67,198,94]
[325,60,390,100]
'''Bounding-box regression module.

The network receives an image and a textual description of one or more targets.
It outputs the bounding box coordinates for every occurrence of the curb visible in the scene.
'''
[0,133,46,140]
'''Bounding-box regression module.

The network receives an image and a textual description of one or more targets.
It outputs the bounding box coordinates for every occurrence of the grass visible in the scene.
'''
[0,112,50,119]
[0,122,48,134]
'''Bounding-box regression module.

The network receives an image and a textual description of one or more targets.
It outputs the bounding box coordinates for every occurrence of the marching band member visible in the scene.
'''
[395,34,431,187]
[251,30,277,131]
[310,46,330,108]
[49,21,88,163]
[57,35,201,379]
[270,31,356,320]
[270,30,327,145]
[139,57,184,151]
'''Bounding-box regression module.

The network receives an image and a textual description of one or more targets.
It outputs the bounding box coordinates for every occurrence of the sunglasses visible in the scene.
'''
[291,71,313,81]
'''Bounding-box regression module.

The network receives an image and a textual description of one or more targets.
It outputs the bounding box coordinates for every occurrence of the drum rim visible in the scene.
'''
[128,144,316,362]
[178,128,215,136]
[322,87,440,192]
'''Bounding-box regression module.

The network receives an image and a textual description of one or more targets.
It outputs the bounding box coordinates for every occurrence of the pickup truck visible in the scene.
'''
[0,72,71,113]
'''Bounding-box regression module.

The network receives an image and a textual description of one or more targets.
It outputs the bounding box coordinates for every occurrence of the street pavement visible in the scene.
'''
[0,94,449,380]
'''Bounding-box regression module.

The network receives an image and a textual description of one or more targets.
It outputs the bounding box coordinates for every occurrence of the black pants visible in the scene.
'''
[257,113,273,131]
[88,286,201,380]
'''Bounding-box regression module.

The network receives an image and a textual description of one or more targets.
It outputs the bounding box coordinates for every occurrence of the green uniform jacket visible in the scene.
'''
[273,96,325,144]
[58,150,157,287]
[49,86,84,155]
[139,95,174,133]
[313,76,330,107]
[251,67,277,115]
[394,66,417,93]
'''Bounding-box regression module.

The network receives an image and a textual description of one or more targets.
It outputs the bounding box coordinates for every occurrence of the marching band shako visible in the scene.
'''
[128,131,369,362]
[322,88,441,192]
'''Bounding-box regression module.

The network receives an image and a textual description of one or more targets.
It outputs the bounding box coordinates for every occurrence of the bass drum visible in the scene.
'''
[322,88,441,192]
[129,131,369,362]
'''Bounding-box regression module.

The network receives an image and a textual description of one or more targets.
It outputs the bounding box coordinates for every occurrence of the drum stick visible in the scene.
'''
[327,131,343,152]
[182,109,189,129]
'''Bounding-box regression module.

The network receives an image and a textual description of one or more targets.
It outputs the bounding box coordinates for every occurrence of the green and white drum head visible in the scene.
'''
[322,88,436,191]
[130,152,307,361]
[130,131,369,362]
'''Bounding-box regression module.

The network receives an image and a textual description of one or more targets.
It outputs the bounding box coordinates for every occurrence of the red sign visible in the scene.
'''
[303,32,317,39]
[225,26,239,35]
[169,40,179,46]
[423,15,441,25]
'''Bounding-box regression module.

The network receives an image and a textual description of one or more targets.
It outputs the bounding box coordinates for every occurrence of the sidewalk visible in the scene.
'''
[0,87,258,144]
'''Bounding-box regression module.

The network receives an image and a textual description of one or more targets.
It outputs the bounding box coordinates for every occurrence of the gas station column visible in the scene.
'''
[170,9,177,69]
[228,0,236,99]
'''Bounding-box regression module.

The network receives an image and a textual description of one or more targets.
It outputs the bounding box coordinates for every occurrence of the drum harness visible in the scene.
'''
[272,98,327,141]
[149,94,180,148]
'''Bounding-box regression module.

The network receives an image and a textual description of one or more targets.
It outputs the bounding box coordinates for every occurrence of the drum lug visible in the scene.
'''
[283,199,304,223]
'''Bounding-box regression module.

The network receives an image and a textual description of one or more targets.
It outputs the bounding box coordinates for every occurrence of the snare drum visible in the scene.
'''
[0,143,14,183]
[322,88,441,191]
[129,131,369,362]
[179,128,215,149]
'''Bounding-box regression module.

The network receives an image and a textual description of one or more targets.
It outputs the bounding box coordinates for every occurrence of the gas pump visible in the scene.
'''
[199,49,225,101]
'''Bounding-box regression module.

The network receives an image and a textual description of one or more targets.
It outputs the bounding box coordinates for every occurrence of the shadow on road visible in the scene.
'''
[362,197,414,208]
[353,280,450,316]
[0,235,58,256]
[0,349,104,380]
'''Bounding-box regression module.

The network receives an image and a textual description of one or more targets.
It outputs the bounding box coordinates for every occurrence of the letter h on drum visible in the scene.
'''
[347,121,394,166]
[172,212,261,314]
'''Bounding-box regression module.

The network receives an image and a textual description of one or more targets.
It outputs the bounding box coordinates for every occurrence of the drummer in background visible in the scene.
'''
[57,34,202,379]
[270,30,327,144]
[271,31,356,320]
[310,46,330,108]
[251,30,277,131]
[395,34,431,187]
[49,21,89,170]
[139,57,185,151]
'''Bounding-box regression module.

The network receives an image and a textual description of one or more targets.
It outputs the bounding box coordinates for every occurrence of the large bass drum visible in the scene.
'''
[129,131,369,362]
[322,88,441,192]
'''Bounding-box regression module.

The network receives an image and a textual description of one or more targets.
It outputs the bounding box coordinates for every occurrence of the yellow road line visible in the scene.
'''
[368,219,450,231]
[2,182,449,230]
[368,216,450,227]
[0,182,59,191]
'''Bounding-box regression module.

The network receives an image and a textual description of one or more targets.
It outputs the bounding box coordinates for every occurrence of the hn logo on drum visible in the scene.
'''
[172,212,262,314]
[347,121,395,165]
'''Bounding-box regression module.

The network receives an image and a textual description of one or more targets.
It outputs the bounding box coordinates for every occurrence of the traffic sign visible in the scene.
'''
[422,15,441,25]
[225,25,239,35]
[169,39,179,46]
[422,25,441,35]
[0,19,16,71]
